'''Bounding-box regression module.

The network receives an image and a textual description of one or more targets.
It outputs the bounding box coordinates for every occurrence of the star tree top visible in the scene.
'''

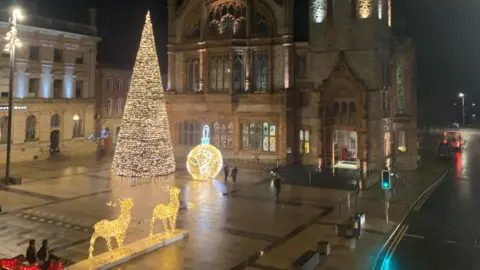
[112,11,176,178]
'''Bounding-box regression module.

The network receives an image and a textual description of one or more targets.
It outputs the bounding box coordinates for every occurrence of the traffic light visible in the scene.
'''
[381,170,391,189]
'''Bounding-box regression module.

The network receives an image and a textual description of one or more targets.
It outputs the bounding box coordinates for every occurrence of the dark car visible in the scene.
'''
[436,140,453,158]
[442,131,464,152]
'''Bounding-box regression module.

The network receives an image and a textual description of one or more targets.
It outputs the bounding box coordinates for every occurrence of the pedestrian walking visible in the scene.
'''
[26,239,37,265]
[274,176,281,203]
[231,166,238,183]
[223,162,229,183]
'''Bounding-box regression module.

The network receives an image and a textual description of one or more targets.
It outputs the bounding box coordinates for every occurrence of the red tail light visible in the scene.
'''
[457,141,460,147]
[443,140,447,144]
[443,132,447,136]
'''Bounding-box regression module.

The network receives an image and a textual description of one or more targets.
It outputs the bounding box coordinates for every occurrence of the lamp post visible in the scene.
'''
[459,93,465,125]
[3,7,23,185]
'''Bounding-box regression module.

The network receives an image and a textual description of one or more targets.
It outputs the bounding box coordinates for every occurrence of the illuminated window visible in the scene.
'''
[213,121,234,149]
[241,122,276,152]
[312,0,327,23]
[50,114,60,129]
[53,79,62,98]
[187,57,200,92]
[73,116,83,138]
[253,52,268,92]
[210,55,231,93]
[357,0,372,19]
[0,116,7,143]
[25,115,37,142]
[177,121,202,145]
[233,52,244,92]
[396,62,405,113]
[397,130,406,152]
[208,2,246,38]
[300,129,310,154]
[384,132,391,156]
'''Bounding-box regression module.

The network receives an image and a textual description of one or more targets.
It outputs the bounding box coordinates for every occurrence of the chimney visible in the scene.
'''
[88,8,97,26]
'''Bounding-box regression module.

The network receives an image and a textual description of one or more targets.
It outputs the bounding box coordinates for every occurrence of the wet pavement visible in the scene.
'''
[0,156,350,269]
[377,129,480,270]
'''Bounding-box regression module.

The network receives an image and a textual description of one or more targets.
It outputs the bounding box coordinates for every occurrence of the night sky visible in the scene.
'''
[18,0,480,125]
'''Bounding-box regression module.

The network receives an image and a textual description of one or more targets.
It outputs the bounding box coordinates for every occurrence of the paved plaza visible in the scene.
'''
[0,156,351,269]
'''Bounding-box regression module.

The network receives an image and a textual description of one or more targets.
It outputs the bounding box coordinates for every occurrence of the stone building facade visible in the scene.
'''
[166,0,418,172]
[0,6,100,162]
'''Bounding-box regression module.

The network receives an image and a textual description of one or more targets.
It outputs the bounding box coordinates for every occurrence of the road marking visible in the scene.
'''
[404,233,425,239]
[388,225,409,258]
[445,240,457,244]
[383,225,409,261]
[413,171,449,211]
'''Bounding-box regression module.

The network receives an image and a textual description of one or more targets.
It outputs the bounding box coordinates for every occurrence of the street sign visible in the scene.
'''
[381,170,391,190]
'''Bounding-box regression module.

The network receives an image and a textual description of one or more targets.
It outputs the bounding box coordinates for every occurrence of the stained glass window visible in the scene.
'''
[300,129,310,154]
[357,0,372,19]
[241,122,275,152]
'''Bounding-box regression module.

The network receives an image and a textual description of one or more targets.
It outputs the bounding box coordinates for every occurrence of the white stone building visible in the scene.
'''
[0,5,100,162]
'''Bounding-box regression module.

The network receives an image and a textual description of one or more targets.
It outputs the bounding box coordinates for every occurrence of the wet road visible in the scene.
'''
[379,129,480,270]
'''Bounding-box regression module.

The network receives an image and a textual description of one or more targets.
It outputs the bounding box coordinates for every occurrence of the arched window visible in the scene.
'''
[341,101,348,117]
[300,129,310,154]
[349,101,356,119]
[208,2,246,38]
[312,0,327,23]
[233,52,244,92]
[50,114,60,128]
[73,114,83,138]
[397,130,406,152]
[105,99,112,115]
[240,122,275,152]
[213,121,234,149]
[187,57,200,92]
[334,102,340,116]
[0,116,7,143]
[357,0,372,19]
[253,12,269,37]
[177,121,202,145]
[253,52,268,92]
[25,115,37,141]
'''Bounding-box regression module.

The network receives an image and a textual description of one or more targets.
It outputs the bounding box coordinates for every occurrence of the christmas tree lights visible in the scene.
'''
[186,125,223,180]
[112,11,176,178]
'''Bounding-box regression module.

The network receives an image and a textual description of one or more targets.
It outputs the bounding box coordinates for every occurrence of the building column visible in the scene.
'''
[167,50,175,91]
[282,39,293,90]
[64,65,74,99]
[244,48,251,91]
[88,49,97,98]
[199,48,205,91]
[41,63,52,98]
[15,61,27,98]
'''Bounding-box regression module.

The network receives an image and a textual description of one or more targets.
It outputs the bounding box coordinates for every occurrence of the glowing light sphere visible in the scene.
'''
[186,125,223,180]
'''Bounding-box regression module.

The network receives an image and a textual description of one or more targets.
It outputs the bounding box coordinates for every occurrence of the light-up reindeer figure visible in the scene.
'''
[88,198,134,259]
[149,186,181,236]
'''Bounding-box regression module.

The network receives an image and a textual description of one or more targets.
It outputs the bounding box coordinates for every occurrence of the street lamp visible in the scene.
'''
[3,7,24,185]
[459,93,465,125]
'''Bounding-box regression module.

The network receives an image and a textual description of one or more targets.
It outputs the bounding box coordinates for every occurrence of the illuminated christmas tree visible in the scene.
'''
[112,11,175,177]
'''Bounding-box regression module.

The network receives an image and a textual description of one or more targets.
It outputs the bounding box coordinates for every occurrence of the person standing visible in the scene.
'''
[26,239,37,265]
[231,166,238,183]
[223,162,229,183]
[274,176,281,203]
